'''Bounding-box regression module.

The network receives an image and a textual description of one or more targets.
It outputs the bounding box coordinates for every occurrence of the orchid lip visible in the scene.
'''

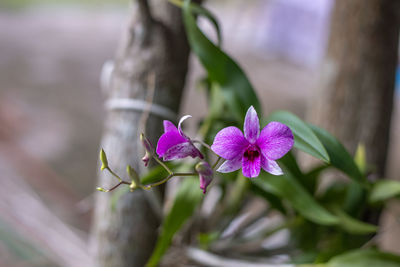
[243,147,260,162]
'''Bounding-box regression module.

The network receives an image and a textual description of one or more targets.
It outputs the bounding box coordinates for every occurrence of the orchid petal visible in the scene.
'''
[178,115,192,138]
[163,120,177,133]
[261,156,283,175]
[156,131,187,157]
[163,142,203,161]
[242,151,261,178]
[211,126,249,160]
[244,106,260,144]
[257,122,294,160]
[217,156,242,173]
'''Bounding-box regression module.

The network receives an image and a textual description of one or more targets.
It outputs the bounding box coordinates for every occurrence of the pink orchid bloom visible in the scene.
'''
[156,115,204,161]
[211,106,294,178]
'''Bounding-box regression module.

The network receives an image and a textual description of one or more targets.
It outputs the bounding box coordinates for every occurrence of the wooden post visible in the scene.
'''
[90,1,191,266]
[309,0,399,177]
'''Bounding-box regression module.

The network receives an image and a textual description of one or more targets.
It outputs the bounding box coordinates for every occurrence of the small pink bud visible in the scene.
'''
[140,133,154,166]
[195,161,213,194]
[140,133,154,152]
[142,152,151,167]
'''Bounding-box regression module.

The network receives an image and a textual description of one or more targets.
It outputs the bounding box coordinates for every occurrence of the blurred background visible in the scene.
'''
[0,0,399,266]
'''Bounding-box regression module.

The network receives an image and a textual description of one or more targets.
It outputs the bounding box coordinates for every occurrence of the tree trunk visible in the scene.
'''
[90,1,191,266]
[309,0,399,177]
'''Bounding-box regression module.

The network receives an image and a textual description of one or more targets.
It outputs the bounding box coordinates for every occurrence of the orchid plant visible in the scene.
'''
[96,1,400,267]
[98,106,294,194]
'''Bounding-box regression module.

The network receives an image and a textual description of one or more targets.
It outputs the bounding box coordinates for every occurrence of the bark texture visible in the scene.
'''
[91,1,191,266]
[309,0,399,177]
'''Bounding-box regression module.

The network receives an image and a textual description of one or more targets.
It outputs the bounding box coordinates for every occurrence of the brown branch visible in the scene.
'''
[137,0,154,27]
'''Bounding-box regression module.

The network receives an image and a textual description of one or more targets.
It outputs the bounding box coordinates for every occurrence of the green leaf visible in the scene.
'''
[331,206,377,235]
[266,111,329,162]
[309,124,367,187]
[253,172,338,225]
[278,152,320,194]
[354,143,367,175]
[369,180,400,203]
[141,163,175,185]
[146,178,203,267]
[343,181,365,216]
[170,0,222,46]
[182,0,261,120]
[327,249,400,267]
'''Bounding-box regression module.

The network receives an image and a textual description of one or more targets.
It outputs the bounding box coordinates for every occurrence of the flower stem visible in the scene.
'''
[193,139,219,157]
[99,180,130,192]
[212,156,222,170]
[193,139,212,150]
[105,167,124,182]
[141,172,197,189]
[152,156,173,174]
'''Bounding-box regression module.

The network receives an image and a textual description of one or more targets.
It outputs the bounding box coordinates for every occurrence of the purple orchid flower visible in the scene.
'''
[195,161,213,194]
[156,115,204,161]
[211,106,294,178]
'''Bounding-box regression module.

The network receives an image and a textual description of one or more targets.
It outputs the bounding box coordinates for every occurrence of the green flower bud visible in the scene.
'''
[100,149,108,171]
[127,165,141,187]
[96,187,109,192]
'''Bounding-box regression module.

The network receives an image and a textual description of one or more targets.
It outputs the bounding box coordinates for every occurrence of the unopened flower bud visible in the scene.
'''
[140,133,154,153]
[140,133,154,166]
[96,187,109,192]
[99,149,108,171]
[126,165,140,191]
[195,161,213,194]
[142,152,151,167]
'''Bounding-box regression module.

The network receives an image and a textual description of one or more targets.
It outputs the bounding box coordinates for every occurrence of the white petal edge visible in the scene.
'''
[216,156,242,173]
[178,115,192,138]
[261,157,283,176]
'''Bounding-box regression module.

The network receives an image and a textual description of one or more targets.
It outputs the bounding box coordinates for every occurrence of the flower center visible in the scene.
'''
[244,148,260,162]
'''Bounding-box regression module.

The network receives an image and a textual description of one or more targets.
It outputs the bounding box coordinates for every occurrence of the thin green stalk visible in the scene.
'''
[106,167,128,183]
[142,172,197,189]
[153,156,173,174]
[193,139,219,157]
[212,156,222,170]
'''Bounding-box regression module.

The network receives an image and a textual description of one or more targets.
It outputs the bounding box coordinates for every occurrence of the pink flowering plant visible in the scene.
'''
[212,106,293,178]
[96,1,400,266]
[98,107,293,195]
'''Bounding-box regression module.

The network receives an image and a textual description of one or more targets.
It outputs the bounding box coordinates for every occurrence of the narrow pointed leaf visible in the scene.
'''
[369,180,400,203]
[331,206,377,234]
[182,0,261,120]
[170,0,222,46]
[309,124,366,187]
[266,111,329,162]
[253,172,338,225]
